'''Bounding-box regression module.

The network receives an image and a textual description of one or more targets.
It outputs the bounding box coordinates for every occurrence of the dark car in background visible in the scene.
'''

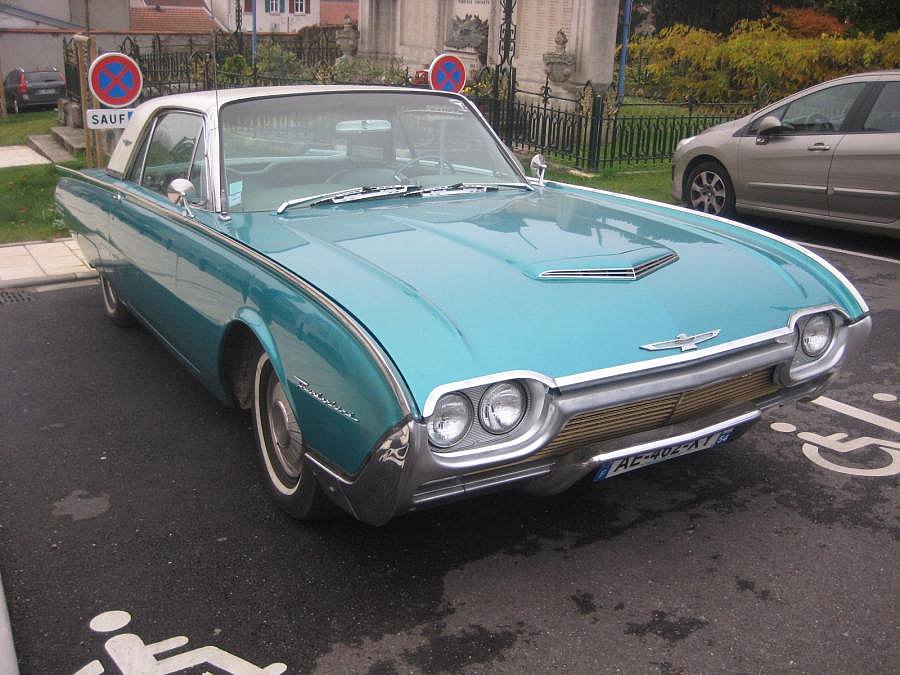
[3,68,65,113]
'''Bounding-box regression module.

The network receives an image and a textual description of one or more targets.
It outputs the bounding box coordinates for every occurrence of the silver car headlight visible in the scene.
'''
[478,381,527,434]
[676,136,696,151]
[427,393,474,448]
[800,314,834,358]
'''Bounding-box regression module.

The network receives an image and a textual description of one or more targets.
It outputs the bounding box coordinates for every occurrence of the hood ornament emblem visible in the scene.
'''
[641,329,720,352]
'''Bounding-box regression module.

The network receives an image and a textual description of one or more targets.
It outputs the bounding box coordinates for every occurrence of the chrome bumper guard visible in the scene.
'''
[306,315,871,525]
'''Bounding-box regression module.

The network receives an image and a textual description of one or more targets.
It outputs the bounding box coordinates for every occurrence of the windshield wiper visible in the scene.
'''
[276,184,422,213]
[406,182,533,197]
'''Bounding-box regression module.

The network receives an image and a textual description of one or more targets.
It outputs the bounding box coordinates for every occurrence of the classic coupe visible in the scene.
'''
[55,86,871,525]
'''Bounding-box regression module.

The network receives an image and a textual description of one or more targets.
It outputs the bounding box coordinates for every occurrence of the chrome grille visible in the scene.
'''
[534,368,778,459]
[539,253,679,280]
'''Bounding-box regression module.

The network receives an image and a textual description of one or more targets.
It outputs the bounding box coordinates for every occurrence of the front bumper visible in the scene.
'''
[305,314,871,525]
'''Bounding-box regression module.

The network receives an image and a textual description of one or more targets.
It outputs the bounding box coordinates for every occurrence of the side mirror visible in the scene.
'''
[755,115,788,144]
[167,178,197,206]
[530,154,548,185]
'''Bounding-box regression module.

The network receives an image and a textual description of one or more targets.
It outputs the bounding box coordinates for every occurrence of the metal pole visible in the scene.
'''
[616,0,633,106]
[252,0,258,70]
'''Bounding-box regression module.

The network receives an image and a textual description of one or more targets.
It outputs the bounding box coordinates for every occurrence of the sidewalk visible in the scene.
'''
[0,237,97,288]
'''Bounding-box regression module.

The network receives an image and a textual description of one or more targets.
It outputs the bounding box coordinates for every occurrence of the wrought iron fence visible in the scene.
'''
[62,29,758,170]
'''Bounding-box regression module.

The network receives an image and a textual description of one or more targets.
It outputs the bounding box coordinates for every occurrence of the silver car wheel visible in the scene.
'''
[265,372,305,481]
[690,170,727,215]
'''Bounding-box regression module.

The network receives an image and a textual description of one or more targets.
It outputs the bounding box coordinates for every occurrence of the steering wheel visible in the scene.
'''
[393,155,456,182]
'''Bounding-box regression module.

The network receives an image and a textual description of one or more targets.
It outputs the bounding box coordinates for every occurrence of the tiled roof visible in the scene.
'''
[130,7,214,33]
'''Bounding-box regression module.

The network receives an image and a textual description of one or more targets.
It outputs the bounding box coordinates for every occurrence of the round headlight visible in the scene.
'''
[478,381,527,434]
[427,393,473,448]
[801,314,834,358]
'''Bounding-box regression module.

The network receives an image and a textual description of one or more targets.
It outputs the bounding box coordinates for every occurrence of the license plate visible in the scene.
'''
[594,428,733,481]
[37,89,55,95]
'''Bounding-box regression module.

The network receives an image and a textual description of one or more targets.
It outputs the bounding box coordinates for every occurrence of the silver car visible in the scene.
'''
[671,71,900,237]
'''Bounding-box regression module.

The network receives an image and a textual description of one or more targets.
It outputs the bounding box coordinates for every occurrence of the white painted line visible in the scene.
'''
[801,243,900,265]
[811,396,900,435]
[0,571,20,675]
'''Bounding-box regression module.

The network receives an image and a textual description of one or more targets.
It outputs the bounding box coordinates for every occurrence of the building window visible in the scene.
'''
[267,0,280,14]
[293,0,305,13]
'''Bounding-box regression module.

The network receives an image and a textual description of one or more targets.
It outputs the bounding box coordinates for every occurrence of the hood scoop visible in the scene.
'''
[528,249,679,281]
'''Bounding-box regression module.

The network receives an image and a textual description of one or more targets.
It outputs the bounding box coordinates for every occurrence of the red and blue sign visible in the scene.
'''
[88,52,143,109]
[428,54,467,94]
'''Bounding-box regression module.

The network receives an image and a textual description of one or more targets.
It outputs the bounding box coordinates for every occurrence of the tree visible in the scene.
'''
[823,0,900,37]
[652,0,768,35]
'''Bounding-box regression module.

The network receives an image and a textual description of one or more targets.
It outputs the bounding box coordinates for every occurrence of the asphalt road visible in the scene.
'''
[1,241,898,674]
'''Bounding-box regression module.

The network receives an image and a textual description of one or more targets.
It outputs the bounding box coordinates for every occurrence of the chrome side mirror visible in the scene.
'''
[755,115,785,145]
[530,154,548,185]
[167,178,197,205]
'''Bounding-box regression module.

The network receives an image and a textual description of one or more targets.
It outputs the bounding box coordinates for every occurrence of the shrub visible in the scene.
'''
[632,22,900,102]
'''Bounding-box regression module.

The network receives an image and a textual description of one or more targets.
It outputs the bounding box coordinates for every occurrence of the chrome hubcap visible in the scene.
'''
[690,171,727,214]
[266,375,304,479]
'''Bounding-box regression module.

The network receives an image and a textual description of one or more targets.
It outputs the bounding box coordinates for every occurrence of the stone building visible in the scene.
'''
[358,0,619,93]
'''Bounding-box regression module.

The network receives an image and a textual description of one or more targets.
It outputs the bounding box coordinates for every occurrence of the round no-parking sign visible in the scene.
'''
[428,53,467,93]
[88,52,143,108]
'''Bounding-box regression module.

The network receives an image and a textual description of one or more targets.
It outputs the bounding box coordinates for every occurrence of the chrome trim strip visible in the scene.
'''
[421,304,845,417]
[57,166,415,417]
[747,182,827,194]
[831,186,900,198]
[549,181,870,314]
[586,410,761,466]
[411,463,554,505]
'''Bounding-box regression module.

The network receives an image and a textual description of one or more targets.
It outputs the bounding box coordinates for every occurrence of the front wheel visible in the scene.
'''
[685,161,735,217]
[251,349,336,520]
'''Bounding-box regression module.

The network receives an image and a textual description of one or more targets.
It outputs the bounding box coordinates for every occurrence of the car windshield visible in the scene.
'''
[219,91,525,212]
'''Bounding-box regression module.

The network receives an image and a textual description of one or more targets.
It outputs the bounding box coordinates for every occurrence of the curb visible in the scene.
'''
[0,571,20,675]
[1,270,98,290]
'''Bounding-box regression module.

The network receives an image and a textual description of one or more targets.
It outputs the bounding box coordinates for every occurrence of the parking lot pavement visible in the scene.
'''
[0,248,898,675]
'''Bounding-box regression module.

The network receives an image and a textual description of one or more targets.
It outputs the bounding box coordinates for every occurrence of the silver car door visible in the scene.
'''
[738,82,866,216]
[828,80,900,226]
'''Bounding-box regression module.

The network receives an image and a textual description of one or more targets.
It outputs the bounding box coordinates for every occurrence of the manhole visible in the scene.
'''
[0,289,33,304]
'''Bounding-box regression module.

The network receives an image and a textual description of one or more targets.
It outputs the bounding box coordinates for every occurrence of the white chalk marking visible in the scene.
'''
[801,242,900,265]
[811,396,900,435]
[873,392,898,403]
[770,422,797,433]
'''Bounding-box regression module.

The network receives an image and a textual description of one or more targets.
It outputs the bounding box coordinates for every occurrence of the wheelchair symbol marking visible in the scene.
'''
[770,393,900,477]
[74,610,287,674]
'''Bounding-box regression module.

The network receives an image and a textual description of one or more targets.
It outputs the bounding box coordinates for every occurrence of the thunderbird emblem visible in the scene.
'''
[641,329,720,352]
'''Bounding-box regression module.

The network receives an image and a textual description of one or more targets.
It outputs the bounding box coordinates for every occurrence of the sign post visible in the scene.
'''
[73,35,98,168]
[428,54,467,94]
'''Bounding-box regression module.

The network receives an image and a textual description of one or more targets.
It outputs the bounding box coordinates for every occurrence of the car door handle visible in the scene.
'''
[807,143,831,151]
[113,192,123,201]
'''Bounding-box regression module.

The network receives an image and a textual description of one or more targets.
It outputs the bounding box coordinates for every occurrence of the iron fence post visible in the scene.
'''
[587,90,602,171]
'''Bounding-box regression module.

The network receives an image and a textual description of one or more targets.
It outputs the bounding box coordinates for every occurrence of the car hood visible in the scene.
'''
[223,184,861,414]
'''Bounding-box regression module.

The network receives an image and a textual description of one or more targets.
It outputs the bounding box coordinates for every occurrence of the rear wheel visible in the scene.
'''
[251,349,336,520]
[99,274,134,327]
[686,161,735,217]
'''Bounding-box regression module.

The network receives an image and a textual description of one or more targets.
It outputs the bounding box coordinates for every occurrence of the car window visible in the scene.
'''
[27,71,63,83]
[779,83,866,134]
[188,128,208,204]
[863,82,900,132]
[140,112,204,199]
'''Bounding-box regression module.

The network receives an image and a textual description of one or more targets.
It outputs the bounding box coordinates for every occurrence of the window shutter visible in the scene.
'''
[279,0,285,13]
[244,0,251,12]
[306,0,310,15]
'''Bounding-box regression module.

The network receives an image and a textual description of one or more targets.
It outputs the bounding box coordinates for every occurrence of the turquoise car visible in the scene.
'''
[55,86,871,525]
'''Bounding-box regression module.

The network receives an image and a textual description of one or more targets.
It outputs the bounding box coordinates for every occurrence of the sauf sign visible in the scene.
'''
[86,52,143,130]
[87,108,134,130]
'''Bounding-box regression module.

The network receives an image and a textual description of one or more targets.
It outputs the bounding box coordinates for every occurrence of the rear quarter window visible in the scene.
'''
[863,82,900,132]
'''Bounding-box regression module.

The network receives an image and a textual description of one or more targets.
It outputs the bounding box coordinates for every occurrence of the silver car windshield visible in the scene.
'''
[219,91,526,213]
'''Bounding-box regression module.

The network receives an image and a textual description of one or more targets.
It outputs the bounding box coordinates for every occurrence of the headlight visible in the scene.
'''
[676,136,696,151]
[427,393,473,447]
[478,381,526,434]
[800,314,834,358]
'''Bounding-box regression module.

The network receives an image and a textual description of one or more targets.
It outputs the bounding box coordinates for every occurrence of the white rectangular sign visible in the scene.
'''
[86,108,134,130]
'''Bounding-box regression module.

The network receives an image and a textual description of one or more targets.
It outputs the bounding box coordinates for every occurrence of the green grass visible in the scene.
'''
[0,160,82,244]
[0,110,57,146]
[547,165,673,204]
